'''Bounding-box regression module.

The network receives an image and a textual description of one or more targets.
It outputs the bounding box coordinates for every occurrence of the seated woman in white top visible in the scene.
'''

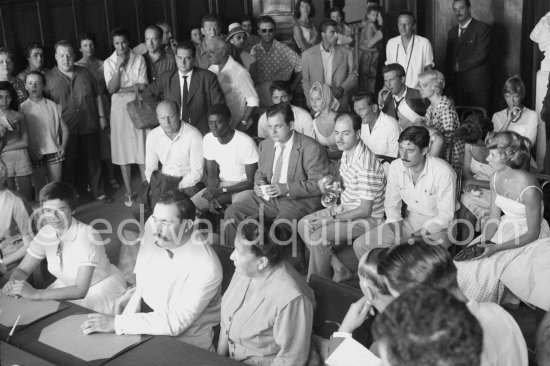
[2,182,126,314]
[492,76,546,172]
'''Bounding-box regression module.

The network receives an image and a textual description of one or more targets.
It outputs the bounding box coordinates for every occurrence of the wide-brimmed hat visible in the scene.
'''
[227,23,247,41]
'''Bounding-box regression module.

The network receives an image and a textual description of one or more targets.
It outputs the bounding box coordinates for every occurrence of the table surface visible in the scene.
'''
[0,300,241,366]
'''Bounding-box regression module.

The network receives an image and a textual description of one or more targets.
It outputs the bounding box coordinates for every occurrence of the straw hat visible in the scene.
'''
[226,22,247,41]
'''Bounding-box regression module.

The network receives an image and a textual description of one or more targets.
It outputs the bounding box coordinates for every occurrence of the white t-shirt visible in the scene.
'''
[203,130,259,182]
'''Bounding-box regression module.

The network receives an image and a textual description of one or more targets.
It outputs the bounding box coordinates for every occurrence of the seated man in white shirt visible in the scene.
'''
[191,104,259,214]
[136,100,204,220]
[82,190,223,351]
[333,243,528,366]
[353,125,456,259]
[257,80,315,139]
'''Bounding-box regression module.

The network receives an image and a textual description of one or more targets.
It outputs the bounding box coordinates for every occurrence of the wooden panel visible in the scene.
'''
[174,0,210,41]
[216,0,249,31]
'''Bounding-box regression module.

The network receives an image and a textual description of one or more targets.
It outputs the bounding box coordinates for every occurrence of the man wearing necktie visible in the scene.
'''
[446,0,492,113]
[224,102,330,247]
[141,40,224,135]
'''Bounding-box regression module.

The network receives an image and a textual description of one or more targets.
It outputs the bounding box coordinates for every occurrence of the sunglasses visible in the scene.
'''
[260,28,275,33]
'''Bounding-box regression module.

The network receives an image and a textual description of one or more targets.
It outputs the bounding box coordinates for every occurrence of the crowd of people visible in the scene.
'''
[0,0,550,365]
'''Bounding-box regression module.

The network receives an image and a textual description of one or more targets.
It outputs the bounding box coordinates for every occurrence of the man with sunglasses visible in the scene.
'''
[250,16,302,107]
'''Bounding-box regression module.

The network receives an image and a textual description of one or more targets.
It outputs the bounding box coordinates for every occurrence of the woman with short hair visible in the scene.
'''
[0,48,28,105]
[16,42,48,83]
[293,0,319,52]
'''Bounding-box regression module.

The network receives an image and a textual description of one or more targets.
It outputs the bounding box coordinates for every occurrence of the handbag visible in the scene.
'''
[126,84,159,129]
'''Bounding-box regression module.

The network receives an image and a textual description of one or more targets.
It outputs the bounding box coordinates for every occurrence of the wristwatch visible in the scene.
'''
[222,187,228,193]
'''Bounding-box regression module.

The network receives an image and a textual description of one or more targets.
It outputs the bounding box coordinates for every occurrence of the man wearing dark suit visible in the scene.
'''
[447,0,491,113]
[141,40,225,135]
[378,63,428,121]
[302,19,357,111]
[224,103,330,246]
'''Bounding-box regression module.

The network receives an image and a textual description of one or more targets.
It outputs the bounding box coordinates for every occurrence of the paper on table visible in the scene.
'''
[39,314,141,362]
[325,337,381,366]
[0,291,62,327]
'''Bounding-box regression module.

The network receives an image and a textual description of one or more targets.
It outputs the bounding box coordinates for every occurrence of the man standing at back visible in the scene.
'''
[141,41,224,135]
[301,19,357,111]
[447,0,491,113]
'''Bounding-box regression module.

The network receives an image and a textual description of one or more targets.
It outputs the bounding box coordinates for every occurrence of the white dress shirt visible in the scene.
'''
[272,132,295,184]
[385,155,456,233]
[360,111,400,158]
[385,35,434,88]
[467,300,528,366]
[115,221,222,350]
[257,105,315,139]
[208,56,259,127]
[320,44,334,86]
[145,122,203,189]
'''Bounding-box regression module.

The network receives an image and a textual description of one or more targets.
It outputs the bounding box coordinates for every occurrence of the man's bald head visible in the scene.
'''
[156,100,181,136]
[207,36,230,65]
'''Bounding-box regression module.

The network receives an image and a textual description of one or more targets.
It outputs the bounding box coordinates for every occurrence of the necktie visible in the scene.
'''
[459,27,466,37]
[272,145,286,184]
[394,97,404,119]
[181,75,189,122]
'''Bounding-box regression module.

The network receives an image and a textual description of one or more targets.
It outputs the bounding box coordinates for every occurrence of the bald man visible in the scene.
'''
[207,36,259,131]
[134,100,203,220]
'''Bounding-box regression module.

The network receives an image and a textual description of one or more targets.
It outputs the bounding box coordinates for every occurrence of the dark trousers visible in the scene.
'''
[63,133,104,198]
[453,74,491,114]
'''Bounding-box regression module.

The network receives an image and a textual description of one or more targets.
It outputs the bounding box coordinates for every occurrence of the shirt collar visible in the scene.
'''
[394,87,408,100]
[320,43,334,54]
[178,68,193,78]
[163,122,186,140]
[403,154,432,181]
[343,139,366,166]
[460,17,473,29]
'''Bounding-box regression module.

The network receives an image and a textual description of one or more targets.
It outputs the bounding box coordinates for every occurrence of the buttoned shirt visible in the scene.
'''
[385,35,434,88]
[385,155,456,233]
[195,39,210,69]
[251,40,302,83]
[145,122,203,189]
[115,221,222,349]
[208,56,259,126]
[339,140,386,217]
[467,300,528,366]
[257,105,315,139]
[273,132,295,184]
[320,44,334,86]
[143,51,176,83]
[45,65,100,136]
[360,112,400,158]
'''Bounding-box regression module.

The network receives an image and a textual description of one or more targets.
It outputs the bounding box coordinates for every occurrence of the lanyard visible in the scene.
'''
[396,35,415,77]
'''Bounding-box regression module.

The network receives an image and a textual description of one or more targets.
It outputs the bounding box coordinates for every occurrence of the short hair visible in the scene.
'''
[269,80,291,96]
[372,286,483,366]
[0,81,19,110]
[320,19,338,33]
[382,63,406,78]
[418,70,445,94]
[398,126,431,149]
[110,27,130,42]
[175,40,196,57]
[257,16,276,29]
[238,218,284,266]
[241,15,254,24]
[145,25,163,39]
[377,242,459,294]
[455,114,493,144]
[294,0,316,19]
[266,102,294,125]
[397,10,416,24]
[502,75,526,99]
[454,0,471,7]
[207,103,231,123]
[156,190,195,221]
[201,14,222,28]
[358,248,391,296]
[367,4,382,14]
[329,6,345,19]
[24,42,44,59]
[335,112,362,132]
[485,131,531,170]
[25,70,46,84]
[353,92,377,106]
[77,31,96,47]
[0,47,14,62]
[54,40,74,54]
[39,182,79,211]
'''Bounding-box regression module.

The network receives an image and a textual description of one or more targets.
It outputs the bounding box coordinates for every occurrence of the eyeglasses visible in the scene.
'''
[260,28,274,33]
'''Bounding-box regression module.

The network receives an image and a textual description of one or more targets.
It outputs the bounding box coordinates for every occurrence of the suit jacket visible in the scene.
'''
[255,132,329,214]
[301,44,358,111]
[381,87,429,119]
[447,18,491,91]
[142,67,225,134]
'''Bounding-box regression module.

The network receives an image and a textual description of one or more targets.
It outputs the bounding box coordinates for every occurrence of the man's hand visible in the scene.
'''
[266,183,289,197]
[202,187,223,201]
[318,175,335,193]
[254,184,264,197]
[331,86,344,99]
[378,88,391,107]
[81,313,116,335]
[208,198,222,214]
[57,147,65,159]
[338,296,373,333]
[307,216,333,232]
[30,149,42,161]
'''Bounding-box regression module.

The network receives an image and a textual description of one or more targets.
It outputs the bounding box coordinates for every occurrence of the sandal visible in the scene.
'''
[124,193,136,207]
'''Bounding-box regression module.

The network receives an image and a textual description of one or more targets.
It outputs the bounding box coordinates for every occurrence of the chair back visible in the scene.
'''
[308,274,375,347]
[212,244,235,295]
